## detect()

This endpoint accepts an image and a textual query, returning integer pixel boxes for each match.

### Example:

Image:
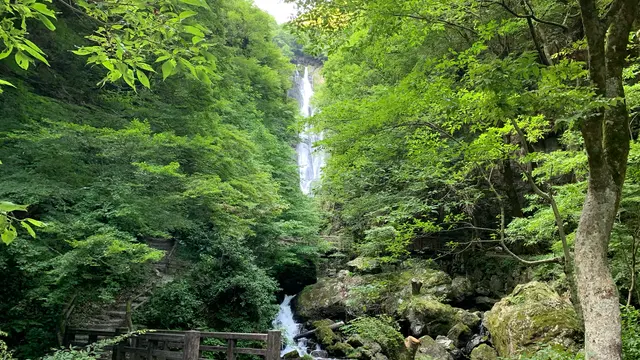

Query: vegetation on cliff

[0,0,319,357]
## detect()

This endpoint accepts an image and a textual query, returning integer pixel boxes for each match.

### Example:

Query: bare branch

[481,0,568,31]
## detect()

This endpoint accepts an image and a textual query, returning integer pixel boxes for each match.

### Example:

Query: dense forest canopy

[0,0,319,357]
[4,0,640,360]
[286,0,640,359]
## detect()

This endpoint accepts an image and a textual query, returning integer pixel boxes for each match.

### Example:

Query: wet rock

[326,342,355,357]
[454,308,481,329]
[400,296,459,337]
[464,334,489,354]
[450,349,465,360]
[374,353,389,360]
[310,350,328,358]
[283,350,301,359]
[415,336,453,360]
[489,275,503,295]
[485,282,582,357]
[450,276,474,303]
[470,344,498,360]
[474,296,498,309]
[435,335,455,351]
[446,323,472,348]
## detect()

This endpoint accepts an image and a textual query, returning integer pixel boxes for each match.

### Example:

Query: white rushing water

[272,295,308,356]
[296,67,325,195]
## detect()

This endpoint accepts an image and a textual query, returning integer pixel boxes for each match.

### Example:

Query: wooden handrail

[64,328,282,360]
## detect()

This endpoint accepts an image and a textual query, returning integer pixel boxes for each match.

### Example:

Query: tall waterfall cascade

[296,67,325,195]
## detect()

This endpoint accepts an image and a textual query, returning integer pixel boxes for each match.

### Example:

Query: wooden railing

[65,328,282,360]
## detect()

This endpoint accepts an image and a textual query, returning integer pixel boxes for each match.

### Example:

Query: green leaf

[161,59,177,80]
[0,202,28,212]
[183,25,205,38]
[26,218,45,227]
[137,63,155,72]
[0,46,14,60]
[14,51,30,70]
[20,221,36,238]
[178,0,209,8]
[1,226,17,245]
[0,80,15,88]
[21,42,49,65]
[36,13,56,30]
[31,3,56,17]
[137,69,150,89]
[179,10,198,20]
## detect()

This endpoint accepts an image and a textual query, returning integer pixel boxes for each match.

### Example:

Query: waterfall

[272,295,308,356]
[295,67,325,195]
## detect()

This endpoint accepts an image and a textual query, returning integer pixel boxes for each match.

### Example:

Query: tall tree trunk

[576,1,638,358]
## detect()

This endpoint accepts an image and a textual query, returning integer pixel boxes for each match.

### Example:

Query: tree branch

[481,0,568,31]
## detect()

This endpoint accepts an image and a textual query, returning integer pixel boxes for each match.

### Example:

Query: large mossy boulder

[415,336,452,360]
[296,260,454,319]
[399,296,480,338]
[485,282,582,357]
[470,344,498,360]
[296,273,363,319]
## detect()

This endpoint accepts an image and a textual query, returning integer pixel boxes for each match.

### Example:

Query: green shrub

[622,306,640,360]
[510,345,584,359]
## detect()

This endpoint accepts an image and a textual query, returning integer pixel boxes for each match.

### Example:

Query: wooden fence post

[266,330,281,360]
[182,331,200,360]
[226,339,236,360]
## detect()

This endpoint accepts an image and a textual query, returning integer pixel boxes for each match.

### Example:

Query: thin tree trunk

[575,1,639,358]
[627,237,637,307]
[575,185,622,359]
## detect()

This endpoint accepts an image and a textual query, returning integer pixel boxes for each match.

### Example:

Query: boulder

[485,282,582,357]
[326,342,355,358]
[312,319,339,346]
[347,256,382,274]
[310,350,328,358]
[470,344,498,360]
[296,261,454,319]
[435,336,455,351]
[446,323,472,348]
[415,336,453,360]
[296,276,361,319]
[400,296,480,338]
[283,350,300,359]
[450,276,474,303]
[400,296,459,337]
[464,334,489,354]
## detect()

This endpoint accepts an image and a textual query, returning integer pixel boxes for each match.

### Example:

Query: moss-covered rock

[327,342,356,358]
[470,344,498,360]
[312,319,339,346]
[485,282,582,357]
[415,336,453,360]
[296,261,453,319]
[347,256,382,274]
[399,295,459,337]
[450,276,474,303]
[446,323,471,348]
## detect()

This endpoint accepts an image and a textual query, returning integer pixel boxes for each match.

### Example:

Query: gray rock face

[415,336,453,360]
[435,335,455,351]
[450,276,474,303]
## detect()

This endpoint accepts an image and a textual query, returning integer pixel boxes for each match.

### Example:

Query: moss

[327,342,356,358]
[485,282,582,357]
[301,355,314,360]
[470,344,498,360]
[313,319,339,346]
[446,323,472,347]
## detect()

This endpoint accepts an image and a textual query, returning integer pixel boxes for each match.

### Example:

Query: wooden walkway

[65,328,281,360]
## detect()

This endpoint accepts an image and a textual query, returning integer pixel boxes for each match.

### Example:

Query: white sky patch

[253,0,297,24]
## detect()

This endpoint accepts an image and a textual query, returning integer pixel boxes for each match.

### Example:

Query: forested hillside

[286,1,640,360]
[0,0,319,357]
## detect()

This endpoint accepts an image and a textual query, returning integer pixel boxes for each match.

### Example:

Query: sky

[253,0,297,24]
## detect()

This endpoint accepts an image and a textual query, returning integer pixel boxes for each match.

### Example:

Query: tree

[574,1,639,358]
